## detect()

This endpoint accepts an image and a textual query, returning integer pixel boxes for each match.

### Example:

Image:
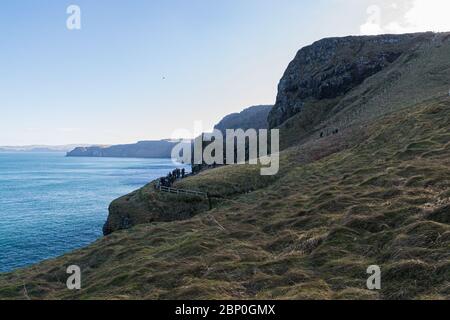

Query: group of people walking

[156,168,186,189]
[320,128,339,138]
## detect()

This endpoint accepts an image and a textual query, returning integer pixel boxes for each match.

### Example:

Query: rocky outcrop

[67,140,182,158]
[268,33,435,128]
[214,105,272,133]
[103,182,209,235]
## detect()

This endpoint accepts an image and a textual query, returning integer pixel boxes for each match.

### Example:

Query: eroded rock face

[268,33,433,128]
[103,184,209,235]
[214,105,272,133]
[67,140,180,159]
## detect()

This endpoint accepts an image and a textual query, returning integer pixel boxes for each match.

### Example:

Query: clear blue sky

[2,0,444,145]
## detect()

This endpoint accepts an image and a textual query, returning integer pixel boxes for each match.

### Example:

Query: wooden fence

[159,186,208,199]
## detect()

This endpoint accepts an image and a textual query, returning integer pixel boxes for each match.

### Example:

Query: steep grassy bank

[106,32,450,234]
[1,97,448,300]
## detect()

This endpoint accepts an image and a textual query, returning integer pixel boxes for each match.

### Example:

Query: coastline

[0,154,185,274]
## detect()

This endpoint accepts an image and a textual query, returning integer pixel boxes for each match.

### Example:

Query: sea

[0,152,188,273]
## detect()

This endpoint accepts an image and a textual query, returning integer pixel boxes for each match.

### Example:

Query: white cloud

[404,0,450,32]
[360,0,450,35]
[360,5,384,35]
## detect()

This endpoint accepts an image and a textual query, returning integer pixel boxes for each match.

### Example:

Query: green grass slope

[1,96,448,300]
[276,32,450,150]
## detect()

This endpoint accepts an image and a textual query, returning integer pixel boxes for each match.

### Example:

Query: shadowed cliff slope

[269,32,450,149]
[214,105,272,133]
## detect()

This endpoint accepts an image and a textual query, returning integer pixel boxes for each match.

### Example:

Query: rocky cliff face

[268,33,435,128]
[214,105,272,133]
[103,183,209,235]
[67,140,181,158]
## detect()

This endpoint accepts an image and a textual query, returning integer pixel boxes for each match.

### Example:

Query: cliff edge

[67,140,179,158]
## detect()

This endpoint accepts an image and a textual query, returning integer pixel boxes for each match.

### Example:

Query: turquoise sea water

[0,152,187,273]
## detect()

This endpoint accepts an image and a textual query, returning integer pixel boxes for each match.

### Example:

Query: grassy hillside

[273,32,450,149]
[1,96,448,300]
